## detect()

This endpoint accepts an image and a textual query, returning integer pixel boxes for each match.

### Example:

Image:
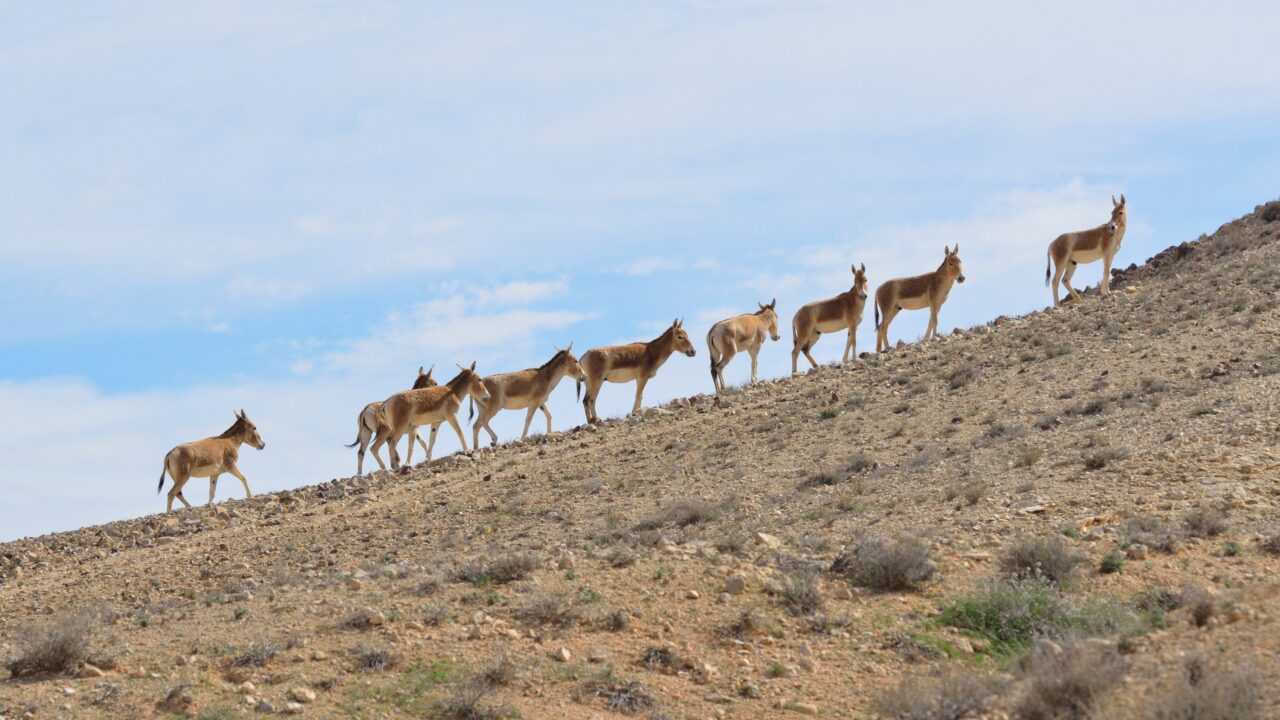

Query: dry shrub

[1129,654,1262,720]
[607,546,637,568]
[515,592,578,628]
[1017,640,1125,720]
[6,611,94,677]
[874,669,1002,720]
[580,668,655,714]
[230,642,279,668]
[1258,528,1280,556]
[779,567,825,617]
[633,499,722,531]
[1000,535,1086,585]
[478,652,518,688]
[1182,506,1228,538]
[1124,515,1182,553]
[831,534,934,592]
[351,643,396,672]
[440,681,507,720]
[1182,586,1215,628]
[486,552,539,583]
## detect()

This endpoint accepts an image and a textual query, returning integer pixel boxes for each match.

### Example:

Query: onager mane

[217,416,249,440]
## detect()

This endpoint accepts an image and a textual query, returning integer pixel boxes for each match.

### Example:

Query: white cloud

[617,256,720,276]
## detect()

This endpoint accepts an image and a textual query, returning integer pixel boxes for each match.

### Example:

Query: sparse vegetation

[1128,655,1261,720]
[351,642,396,672]
[230,642,278,667]
[1000,535,1086,585]
[633,499,722,531]
[1017,640,1126,720]
[515,592,578,628]
[1099,552,1125,574]
[1182,506,1228,538]
[580,667,656,714]
[779,567,825,616]
[830,534,934,592]
[1124,515,1182,553]
[874,669,1001,720]
[5,611,94,677]
[939,580,1136,656]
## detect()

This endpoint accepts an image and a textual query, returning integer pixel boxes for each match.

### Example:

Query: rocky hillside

[4,200,1280,719]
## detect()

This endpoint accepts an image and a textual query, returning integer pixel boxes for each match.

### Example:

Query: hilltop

[3,200,1280,719]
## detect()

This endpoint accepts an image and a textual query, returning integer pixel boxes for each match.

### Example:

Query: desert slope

[3,200,1280,719]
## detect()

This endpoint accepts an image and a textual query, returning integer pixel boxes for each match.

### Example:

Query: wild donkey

[791,264,869,374]
[346,365,435,478]
[1046,195,1127,306]
[708,300,779,392]
[875,246,965,352]
[373,363,491,470]
[581,319,696,424]
[157,410,265,512]
[472,345,586,448]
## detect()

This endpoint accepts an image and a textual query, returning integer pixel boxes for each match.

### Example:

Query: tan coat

[373,364,491,469]
[792,264,869,374]
[708,301,779,392]
[1046,195,1127,305]
[472,347,586,447]
[875,246,965,352]
[347,366,435,477]
[158,410,265,512]
[581,319,696,423]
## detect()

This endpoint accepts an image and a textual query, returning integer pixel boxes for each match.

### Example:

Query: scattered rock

[754,532,782,550]
[685,589,701,600]
[289,687,316,704]
[723,575,747,595]
[1126,544,1149,560]
[551,647,571,662]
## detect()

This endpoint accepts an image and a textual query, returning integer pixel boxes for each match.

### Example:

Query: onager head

[757,299,780,341]
[557,343,588,401]
[455,362,492,404]
[670,319,696,357]
[851,263,869,300]
[227,409,265,450]
[942,245,965,284]
[413,365,437,389]
[1109,194,1127,232]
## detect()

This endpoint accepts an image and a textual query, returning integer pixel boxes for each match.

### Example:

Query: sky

[2,1,1279,541]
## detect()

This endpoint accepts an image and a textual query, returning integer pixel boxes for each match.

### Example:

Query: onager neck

[646,328,677,361]
[217,419,248,445]
[537,352,570,382]
[934,261,957,292]
[445,372,472,398]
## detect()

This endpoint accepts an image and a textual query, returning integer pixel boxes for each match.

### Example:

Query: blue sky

[2,1,1279,541]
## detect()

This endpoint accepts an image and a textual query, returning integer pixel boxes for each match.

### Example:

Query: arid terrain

[4,201,1280,719]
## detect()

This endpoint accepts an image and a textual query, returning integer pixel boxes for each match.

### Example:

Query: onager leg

[925,305,939,341]
[208,473,219,505]
[446,413,469,453]
[1062,262,1081,303]
[708,339,724,392]
[715,342,738,392]
[228,464,252,498]
[878,305,901,352]
[166,473,191,512]
[583,377,605,424]
[1051,260,1066,306]
[632,375,650,415]
[748,344,761,384]
[413,430,431,459]
[424,424,440,463]
[798,331,820,370]
[473,402,499,448]
[404,424,420,466]
[1101,253,1114,296]
[521,405,538,440]
[842,328,855,365]
[540,403,553,434]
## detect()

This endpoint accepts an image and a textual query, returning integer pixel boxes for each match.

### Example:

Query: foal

[581,319,696,424]
[1046,195,1127,306]
[791,264,869,374]
[708,300,779,392]
[875,246,965,352]
[346,365,435,477]
[472,345,586,448]
[373,363,491,470]
[157,410,266,512]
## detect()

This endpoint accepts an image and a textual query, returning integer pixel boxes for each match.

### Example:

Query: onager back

[791,264,869,374]
[157,410,265,512]
[875,246,965,352]
[346,365,436,477]
[707,300,779,392]
[581,319,696,424]
[473,345,587,447]
[1046,195,1127,306]
[373,362,491,470]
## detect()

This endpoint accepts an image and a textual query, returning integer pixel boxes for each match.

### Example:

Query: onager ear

[566,341,573,352]
[418,366,424,374]
[953,244,959,254]
[769,298,776,309]
[1120,193,1126,206]
[470,361,477,371]
[859,263,866,273]
[1112,194,1119,207]
[426,364,434,376]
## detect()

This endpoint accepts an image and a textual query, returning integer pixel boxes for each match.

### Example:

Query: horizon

[3,2,1280,542]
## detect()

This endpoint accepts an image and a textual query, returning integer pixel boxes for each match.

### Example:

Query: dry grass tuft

[1001,535,1087,585]
[514,592,578,628]
[874,669,1001,720]
[1017,640,1125,720]
[351,643,396,672]
[633,499,723,531]
[1182,506,1228,538]
[5,611,94,677]
[1125,654,1262,720]
[830,534,934,592]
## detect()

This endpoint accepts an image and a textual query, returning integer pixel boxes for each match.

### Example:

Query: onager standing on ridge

[708,300,779,392]
[791,264,869,374]
[157,410,265,512]
[875,246,966,352]
[472,345,586,448]
[581,319,696,424]
[1046,195,1127,306]
[373,363,491,470]
[346,365,435,478]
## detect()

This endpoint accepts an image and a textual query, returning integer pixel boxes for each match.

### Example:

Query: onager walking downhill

[875,246,966,352]
[346,365,436,478]
[791,264,870,374]
[157,410,265,512]
[373,363,491,470]
[1046,195,1127,306]
[581,319,696,424]
[472,345,587,448]
[708,300,780,392]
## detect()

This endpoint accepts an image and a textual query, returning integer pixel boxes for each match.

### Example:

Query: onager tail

[874,302,880,330]
[157,464,167,494]
[1045,249,1052,286]
[344,436,360,449]
[575,380,582,402]
[469,398,475,421]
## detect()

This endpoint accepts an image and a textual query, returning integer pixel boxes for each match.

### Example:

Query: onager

[581,319,696,424]
[346,365,436,478]
[1046,195,1127,306]
[157,410,265,512]
[791,264,869,374]
[472,345,586,447]
[707,300,780,392]
[373,362,491,470]
[875,246,966,352]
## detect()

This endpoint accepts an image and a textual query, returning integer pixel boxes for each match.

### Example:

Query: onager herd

[159,199,1131,508]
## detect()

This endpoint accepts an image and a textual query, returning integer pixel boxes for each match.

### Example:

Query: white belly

[897,295,930,311]
[191,465,220,478]
[605,367,641,383]
[1069,247,1105,264]
[814,318,849,333]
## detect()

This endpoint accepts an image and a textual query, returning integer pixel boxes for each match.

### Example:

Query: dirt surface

[4,200,1280,719]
